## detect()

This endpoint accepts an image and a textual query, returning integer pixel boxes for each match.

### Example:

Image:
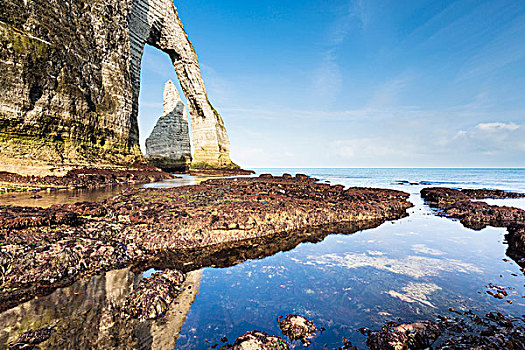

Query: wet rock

[0,206,79,229]
[461,188,525,199]
[278,314,316,344]
[366,321,440,350]
[507,222,525,266]
[122,270,185,321]
[435,309,525,349]
[221,331,288,350]
[0,166,172,191]
[420,187,525,228]
[9,326,54,349]
[54,202,107,217]
[485,283,511,300]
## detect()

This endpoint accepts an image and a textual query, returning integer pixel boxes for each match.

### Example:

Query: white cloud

[299,252,483,279]
[475,122,519,132]
[441,121,525,157]
[386,282,442,308]
[331,138,412,159]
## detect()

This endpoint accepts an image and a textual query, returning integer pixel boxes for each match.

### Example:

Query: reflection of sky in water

[176,193,525,349]
[473,198,525,211]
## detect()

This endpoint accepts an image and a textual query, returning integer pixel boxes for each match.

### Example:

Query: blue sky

[138,0,525,168]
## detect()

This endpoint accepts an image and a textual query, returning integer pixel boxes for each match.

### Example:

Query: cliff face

[0,0,232,175]
[145,80,191,171]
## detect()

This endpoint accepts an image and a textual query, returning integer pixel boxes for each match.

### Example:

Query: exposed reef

[0,175,412,312]
[188,167,256,177]
[145,81,191,172]
[362,310,525,350]
[225,310,525,349]
[364,321,440,350]
[461,188,525,199]
[421,187,525,268]
[0,165,172,193]
[0,0,232,175]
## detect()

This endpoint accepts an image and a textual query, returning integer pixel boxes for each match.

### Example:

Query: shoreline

[0,166,174,194]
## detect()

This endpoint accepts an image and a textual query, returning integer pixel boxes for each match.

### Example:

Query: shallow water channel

[0,169,524,349]
[0,175,201,208]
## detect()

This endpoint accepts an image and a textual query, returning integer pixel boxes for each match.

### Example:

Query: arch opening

[137,44,193,172]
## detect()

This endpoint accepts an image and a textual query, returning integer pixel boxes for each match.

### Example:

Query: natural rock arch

[0,0,233,175]
[129,0,232,168]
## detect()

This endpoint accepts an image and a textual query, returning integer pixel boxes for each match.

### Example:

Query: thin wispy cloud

[314,0,370,103]
[456,14,525,82]
[367,74,414,108]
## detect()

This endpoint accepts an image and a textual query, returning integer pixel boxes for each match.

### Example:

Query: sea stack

[145,81,191,172]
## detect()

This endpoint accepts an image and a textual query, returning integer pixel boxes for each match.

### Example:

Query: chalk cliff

[0,0,232,175]
[145,80,191,172]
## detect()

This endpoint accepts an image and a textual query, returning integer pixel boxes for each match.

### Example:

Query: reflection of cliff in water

[145,220,385,273]
[0,268,202,349]
[0,219,387,348]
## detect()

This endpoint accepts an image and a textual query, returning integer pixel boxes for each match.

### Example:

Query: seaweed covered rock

[122,269,185,321]
[0,166,172,192]
[278,314,316,344]
[421,187,525,229]
[9,326,54,349]
[365,321,440,350]
[1,175,412,311]
[221,331,288,350]
[0,205,79,229]
[461,188,525,199]
[436,310,525,349]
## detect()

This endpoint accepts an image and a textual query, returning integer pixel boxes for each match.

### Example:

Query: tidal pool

[174,194,525,349]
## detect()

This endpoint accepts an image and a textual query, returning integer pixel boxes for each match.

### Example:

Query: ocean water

[174,168,525,349]
[1,168,524,349]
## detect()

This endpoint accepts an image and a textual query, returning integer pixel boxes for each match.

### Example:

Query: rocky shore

[421,187,525,268]
[360,309,525,350]
[0,165,172,193]
[188,167,256,177]
[0,174,412,312]
[215,307,525,349]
